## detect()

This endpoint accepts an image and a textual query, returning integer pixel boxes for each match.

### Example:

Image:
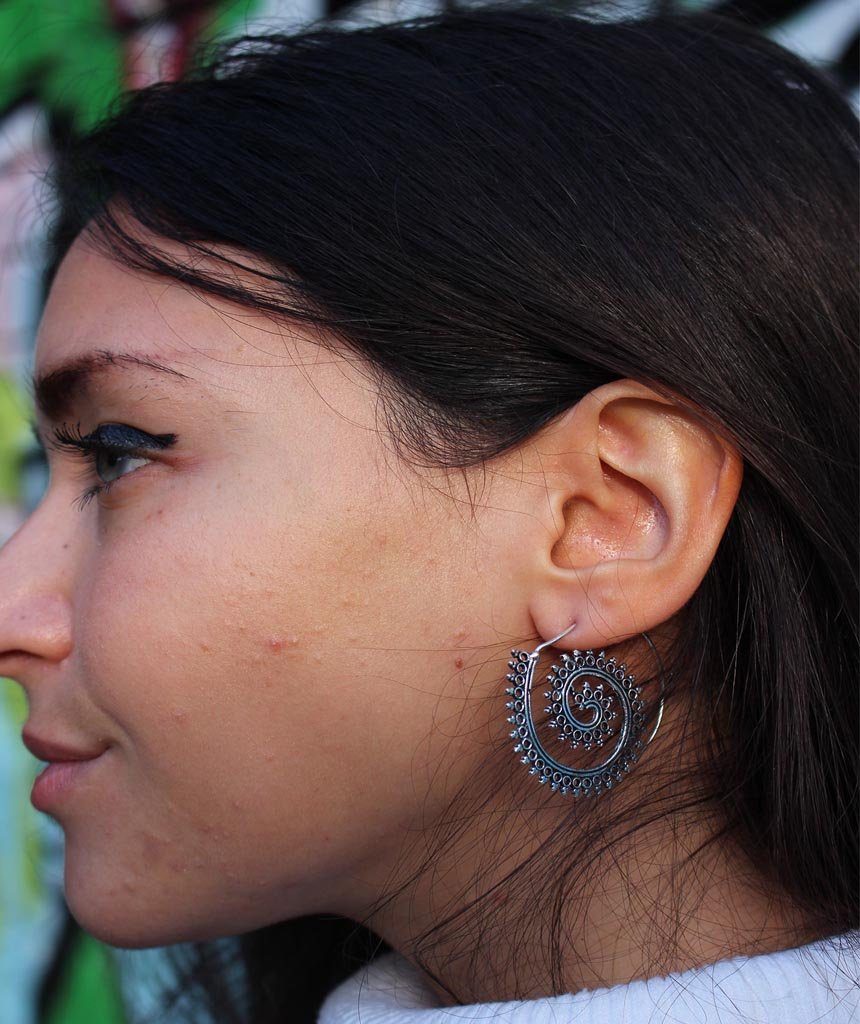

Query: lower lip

[30,754,105,811]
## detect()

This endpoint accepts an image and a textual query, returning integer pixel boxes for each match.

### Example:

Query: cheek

[79,497,365,812]
[64,480,465,943]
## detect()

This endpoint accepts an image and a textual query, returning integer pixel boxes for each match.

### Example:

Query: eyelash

[47,422,173,511]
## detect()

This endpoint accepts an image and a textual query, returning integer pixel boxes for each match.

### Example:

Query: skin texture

[1,231,812,1001]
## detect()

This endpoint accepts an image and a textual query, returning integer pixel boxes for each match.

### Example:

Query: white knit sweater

[319,930,860,1023]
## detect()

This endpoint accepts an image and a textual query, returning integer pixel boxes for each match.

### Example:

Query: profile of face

[0,231,742,950]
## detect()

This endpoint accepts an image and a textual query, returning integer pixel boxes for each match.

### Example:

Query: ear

[517,379,743,651]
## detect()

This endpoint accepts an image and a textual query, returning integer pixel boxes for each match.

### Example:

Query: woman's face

[0,235,536,947]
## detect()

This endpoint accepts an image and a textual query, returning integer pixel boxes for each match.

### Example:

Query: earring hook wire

[529,619,666,745]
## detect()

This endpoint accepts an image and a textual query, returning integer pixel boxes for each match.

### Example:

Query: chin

[68,907,235,950]
[67,905,184,949]
[63,882,231,950]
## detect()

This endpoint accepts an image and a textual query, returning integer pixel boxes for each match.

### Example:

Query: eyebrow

[30,349,194,423]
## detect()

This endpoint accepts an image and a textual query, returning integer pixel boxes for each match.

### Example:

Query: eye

[45,421,177,510]
[93,445,151,486]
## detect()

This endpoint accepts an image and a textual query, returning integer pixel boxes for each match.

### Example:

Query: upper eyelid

[40,422,178,455]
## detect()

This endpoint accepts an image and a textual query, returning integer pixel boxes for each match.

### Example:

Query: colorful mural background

[0,0,856,1021]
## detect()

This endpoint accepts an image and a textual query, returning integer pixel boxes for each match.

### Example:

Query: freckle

[140,831,167,864]
[454,657,464,669]
[200,642,212,653]
[62,543,69,550]
[157,509,164,516]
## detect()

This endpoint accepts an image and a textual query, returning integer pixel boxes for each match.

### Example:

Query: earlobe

[525,380,743,651]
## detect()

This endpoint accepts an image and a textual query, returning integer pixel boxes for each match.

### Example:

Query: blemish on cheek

[140,830,169,865]
[264,636,299,653]
[454,657,464,669]
[172,709,190,726]
[200,642,212,653]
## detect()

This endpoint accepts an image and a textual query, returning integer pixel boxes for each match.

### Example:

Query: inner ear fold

[550,463,668,571]
[525,381,743,652]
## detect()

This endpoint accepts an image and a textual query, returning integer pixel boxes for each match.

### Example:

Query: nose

[0,498,74,680]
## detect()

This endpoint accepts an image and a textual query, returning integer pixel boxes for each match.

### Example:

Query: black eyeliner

[49,422,178,454]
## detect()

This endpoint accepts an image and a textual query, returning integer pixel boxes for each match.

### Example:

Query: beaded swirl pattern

[506,648,646,796]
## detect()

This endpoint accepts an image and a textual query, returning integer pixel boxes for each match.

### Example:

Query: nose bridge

[0,495,75,665]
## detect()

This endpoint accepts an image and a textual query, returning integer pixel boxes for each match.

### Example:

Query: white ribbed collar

[319,930,860,1024]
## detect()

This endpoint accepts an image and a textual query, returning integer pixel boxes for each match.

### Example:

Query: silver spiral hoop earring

[506,622,665,797]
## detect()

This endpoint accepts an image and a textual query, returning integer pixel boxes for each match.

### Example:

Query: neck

[359,697,822,1005]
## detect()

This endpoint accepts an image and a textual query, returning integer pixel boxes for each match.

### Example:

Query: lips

[21,729,107,763]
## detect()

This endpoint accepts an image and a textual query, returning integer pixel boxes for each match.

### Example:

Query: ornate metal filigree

[506,647,652,797]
